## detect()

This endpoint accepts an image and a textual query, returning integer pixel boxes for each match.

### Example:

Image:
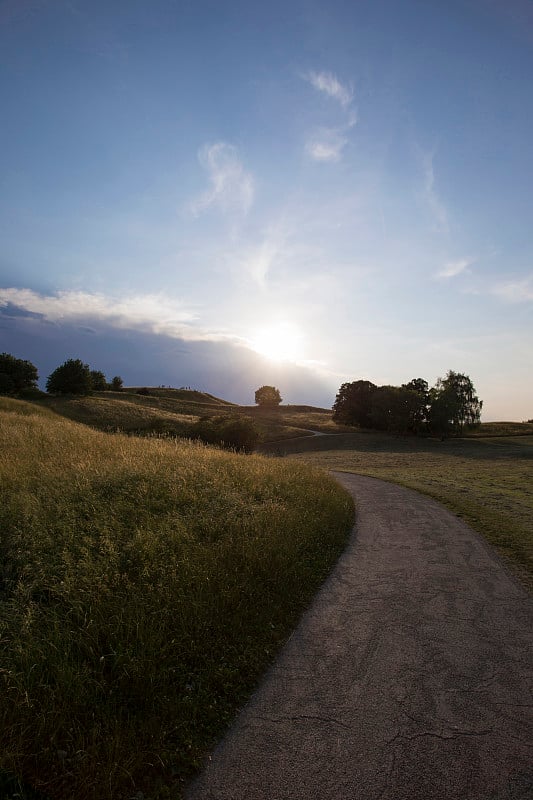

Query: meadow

[264,429,533,590]
[0,398,353,799]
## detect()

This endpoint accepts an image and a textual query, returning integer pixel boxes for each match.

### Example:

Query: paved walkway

[187,473,533,800]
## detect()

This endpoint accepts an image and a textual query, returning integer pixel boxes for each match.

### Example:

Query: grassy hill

[34,389,340,444]
[0,397,353,800]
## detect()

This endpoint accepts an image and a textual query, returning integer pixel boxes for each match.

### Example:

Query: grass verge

[269,429,533,590]
[0,398,354,799]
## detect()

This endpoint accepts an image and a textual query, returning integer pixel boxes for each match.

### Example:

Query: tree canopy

[46,359,93,395]
[254,385,282,406]
[333,371,482,437]
[0,353,38,394]
[90,370,108,391]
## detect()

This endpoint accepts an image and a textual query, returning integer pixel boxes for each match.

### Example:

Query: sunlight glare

[250,322,304,363]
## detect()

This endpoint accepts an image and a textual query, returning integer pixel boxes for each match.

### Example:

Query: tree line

[0,353,123,396]
[333,371,483,438]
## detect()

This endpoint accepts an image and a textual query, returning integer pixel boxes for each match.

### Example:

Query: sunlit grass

[0,398,353,799]
[279,430,533,589]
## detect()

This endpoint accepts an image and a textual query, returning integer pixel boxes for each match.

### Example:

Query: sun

[250,322,304,363]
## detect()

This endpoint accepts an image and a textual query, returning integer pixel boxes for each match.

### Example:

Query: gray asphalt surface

[186,473,533,800]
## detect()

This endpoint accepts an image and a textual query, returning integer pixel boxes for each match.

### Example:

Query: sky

[1,0,532,420]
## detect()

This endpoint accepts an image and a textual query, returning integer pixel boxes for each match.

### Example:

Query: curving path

[186,473,533,800]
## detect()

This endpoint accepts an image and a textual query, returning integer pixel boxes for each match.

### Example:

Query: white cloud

[305,70,353,108]
[490,275,533,302]
[436,257,474,279]
[0,287,246,344]
[306,128,347,162]
[191,142,254,217]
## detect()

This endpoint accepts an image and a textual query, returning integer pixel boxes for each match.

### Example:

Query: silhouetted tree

[430,371,482,436]
[401,378,430,433]
[255,385,282,406]
[332,380,377,427]
[90,370,107,391]
[110,376,123,391]
[370,385,422,434]
[0,353,38,394]
[46,359,93,395]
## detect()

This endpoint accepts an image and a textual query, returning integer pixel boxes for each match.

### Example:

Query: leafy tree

[110,375,123,391]
[46,359,93,395]
[90,370,107,391]
[255,385,282,406]
[401,378,430,433]
[429,371,482,437]
[370,385,423,434]
[332,380,377,427]
[0,353,38,394]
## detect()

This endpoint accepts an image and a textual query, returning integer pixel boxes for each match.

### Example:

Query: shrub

[192,415,260,453]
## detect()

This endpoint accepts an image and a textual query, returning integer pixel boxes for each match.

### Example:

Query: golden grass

[0,398,353,799]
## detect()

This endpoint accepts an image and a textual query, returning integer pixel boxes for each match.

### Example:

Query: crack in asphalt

[187,474,533,800]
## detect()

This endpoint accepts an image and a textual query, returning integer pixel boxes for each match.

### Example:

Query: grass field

[0,398,353,800]
[264,429,533,590]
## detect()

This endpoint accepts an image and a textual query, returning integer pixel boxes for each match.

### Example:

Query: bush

[192,415,260,453]
[136,387,150,396]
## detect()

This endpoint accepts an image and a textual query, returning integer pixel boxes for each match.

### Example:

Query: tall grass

[0,399,353,799]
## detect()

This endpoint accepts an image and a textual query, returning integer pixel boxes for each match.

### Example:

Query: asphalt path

[186,473,533,800]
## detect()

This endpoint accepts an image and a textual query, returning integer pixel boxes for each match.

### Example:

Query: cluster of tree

[0,354,124,397]
[46,360,124,394]
[333,371,482,438]
[255,385,282,406]
[0,353,39,396]
[191,415,259,453]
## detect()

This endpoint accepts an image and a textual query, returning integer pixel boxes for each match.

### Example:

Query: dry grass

[0,398,353,799]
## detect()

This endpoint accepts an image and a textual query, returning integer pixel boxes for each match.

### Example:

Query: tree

[46,359,93,395]
[369,385,423,434]
[401,378,430,433]
[0,353,38,394]
[429,371,482,436]
[90,370,107,391]
[110,375,123,391]
[332,380,377,427]
[255,385,282,406]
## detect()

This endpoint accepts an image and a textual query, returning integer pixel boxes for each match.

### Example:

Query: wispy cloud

[303,70,356,163]
[305,70,353,108]
[490,274,533,302]
[436,257,474,279]
[191,142,254,217]
[419,149,449,233]
[0,287,246,344]
[306,128,348,162]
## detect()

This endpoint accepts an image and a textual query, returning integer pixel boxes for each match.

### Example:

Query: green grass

[268,429,533,590]
[0,398,354,799]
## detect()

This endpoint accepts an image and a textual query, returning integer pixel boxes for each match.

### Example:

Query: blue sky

[1,0,532,419]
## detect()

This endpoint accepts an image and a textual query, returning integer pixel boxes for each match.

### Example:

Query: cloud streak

[420,149,449,233]
[191,142,254,217]
[305,70,353,108]
[436,257,474,279]
[305,128,348,162]
[303,70,356,163]
[490,274,533,302]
